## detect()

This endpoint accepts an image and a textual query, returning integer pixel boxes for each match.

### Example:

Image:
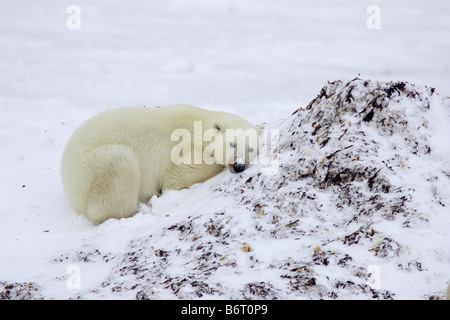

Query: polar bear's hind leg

[84,145,141,224]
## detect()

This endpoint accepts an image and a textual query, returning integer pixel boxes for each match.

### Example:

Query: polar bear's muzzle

[227,153,246,173]
[226,162,246,173]
[232,163,245,173]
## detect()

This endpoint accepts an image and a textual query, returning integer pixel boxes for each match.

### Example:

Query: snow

[0,1,449,300]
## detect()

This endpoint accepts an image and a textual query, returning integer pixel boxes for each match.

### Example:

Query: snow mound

[4,78,448,300]
[0,281,43,300]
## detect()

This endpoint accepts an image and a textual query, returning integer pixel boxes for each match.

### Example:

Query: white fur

[61,105,263,224]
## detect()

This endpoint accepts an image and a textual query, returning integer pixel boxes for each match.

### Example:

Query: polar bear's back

[62,104,250,160]
[63,105,209,156]
[66,107,176,150]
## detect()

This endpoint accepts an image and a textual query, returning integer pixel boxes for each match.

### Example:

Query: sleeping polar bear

[61,105,264,224]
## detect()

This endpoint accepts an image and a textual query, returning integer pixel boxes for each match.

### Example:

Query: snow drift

[1,78,449,299]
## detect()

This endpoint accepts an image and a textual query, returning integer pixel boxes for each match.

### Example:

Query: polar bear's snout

[226,161,246,173]
[232,163,245,173]
[226,151,247,173]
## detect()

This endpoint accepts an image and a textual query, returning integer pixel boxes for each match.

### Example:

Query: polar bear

[61,104,264,224]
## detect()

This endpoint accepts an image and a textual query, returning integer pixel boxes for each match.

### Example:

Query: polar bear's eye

[229,142,236,148]
[248,147,254,153]
[214,124,221,132]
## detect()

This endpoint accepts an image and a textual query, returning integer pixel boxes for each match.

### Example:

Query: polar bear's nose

[233,163,245,173]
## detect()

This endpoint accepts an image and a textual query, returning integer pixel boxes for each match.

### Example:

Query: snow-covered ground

[0,1,449,299]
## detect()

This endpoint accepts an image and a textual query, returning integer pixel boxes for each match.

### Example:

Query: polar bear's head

[209,121,265,173]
